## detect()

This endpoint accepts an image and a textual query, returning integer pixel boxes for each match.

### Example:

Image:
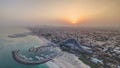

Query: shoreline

[36,36,91,68]
[46,52,90,68]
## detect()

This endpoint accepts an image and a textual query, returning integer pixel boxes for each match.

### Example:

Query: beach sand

[46,52,90,68]
[39,37,90,68]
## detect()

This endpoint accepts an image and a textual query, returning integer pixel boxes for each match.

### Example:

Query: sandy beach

[46,52,90,68]
[39,37,90,68]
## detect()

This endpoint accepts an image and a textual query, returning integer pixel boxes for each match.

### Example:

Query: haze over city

[1,1,120,68]
[0,0,120,28]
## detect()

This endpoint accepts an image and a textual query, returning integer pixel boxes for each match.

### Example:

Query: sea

[0,27,49,68]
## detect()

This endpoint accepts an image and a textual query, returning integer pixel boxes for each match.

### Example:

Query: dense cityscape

[28,27,120,68]
[1,0,120,68]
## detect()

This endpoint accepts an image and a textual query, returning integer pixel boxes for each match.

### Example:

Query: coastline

[46,52,90,68]
[37,36,91,68]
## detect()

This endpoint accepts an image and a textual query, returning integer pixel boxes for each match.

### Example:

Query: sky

[0,0,120,28]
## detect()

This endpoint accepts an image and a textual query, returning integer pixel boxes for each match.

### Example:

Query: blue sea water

[0,27,49,68]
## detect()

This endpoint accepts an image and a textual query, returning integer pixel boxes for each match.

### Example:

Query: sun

[68,15,80,24]
[62,11,81,25]
[71,18,77,24]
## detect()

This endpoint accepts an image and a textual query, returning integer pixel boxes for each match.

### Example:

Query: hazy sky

[0,0,120,27]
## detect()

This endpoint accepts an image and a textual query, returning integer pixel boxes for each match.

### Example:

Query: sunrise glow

[64,15,80,24]
[70,17,79,24]
[1,0,120,27]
